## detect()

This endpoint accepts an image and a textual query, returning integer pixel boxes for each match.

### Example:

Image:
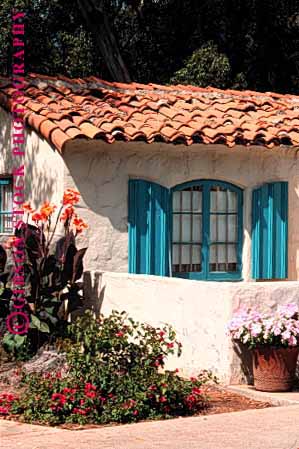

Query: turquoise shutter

[252,182,288,279]
[128,179,170,276]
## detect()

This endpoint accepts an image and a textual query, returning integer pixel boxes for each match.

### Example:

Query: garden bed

[0,383,272,430]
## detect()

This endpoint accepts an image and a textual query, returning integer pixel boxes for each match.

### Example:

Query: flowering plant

[3,311,216,425]
[1,189,88,358]
[227,303,299,349]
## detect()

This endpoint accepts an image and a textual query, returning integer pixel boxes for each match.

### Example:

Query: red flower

[133,410,139,416]
[31,212,44,222]
[22,202,35,214]
[73,217,88,234]
[115,331,124,337]
[85,391,97,399]
[159,331,165,337]
[60,206,74,222]
[51,393,66,405]
[40,201,56,220]
[62,387,73,394]
[166,342,174,349]
[159,396,167,403]
[62,188,80,206]
[85,383,97,391]
[192,387,202,396]
[0,406,9,415]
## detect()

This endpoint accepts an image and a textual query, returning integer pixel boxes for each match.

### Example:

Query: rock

[22,349,68,375]
[0,349,68,387]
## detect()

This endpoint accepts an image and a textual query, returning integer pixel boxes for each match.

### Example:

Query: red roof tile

[1,73,299,152]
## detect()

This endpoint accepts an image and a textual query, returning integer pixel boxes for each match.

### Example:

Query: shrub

[6,311,216,425]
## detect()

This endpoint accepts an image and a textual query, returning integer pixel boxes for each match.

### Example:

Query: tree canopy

[1,0,299,93]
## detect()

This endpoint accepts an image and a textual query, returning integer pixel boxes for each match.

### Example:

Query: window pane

[192,190,202,212]
[228,191,237,212]
[172,244,201,273]
[209,244,237,272]
[182,215,191,241]
[172,214,180,241]
[228,215,237,241]
[210,187,227,212]
[192,214,202,242]
[227,244,237,263]
[172,191,181,212]
[211,214,227,242]
[0,182,13,233]
[182,191,191,211]
[172,244,179,265]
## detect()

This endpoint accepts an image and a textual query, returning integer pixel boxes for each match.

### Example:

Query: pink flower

[133,410,139,416]
[288,336,297,346]
[115,331,124,337]
[282,330,291,341]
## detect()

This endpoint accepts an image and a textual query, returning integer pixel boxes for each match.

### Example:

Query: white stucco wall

[63,140,299,280]
[83,270,299,383]
[0,107,66,239]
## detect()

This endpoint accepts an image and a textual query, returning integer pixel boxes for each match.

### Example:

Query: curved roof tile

[0,73,299,152]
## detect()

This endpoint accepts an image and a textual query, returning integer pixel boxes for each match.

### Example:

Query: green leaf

[30,314,41,329]
[39,321,50,333]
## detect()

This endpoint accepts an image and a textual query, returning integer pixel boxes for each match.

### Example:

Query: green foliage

[0,0,104,78]
[8,311,217,425]
[1,0,298,92]
[171,42,231,88]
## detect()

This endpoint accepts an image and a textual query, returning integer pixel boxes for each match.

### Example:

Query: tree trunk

[77,0,131,82]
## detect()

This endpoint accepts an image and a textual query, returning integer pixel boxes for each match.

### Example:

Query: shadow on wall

[25,131,56,206]
[62,144,129,234]
[232,341,254,385]
[81,271,105,317]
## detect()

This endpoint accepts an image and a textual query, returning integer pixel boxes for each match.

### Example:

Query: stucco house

[1,73,299,382]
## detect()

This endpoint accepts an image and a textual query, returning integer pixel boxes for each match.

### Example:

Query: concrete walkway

[1,405,299,449]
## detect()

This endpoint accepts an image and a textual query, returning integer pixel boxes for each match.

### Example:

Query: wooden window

[171,180,243,281]
[0,178,13,234]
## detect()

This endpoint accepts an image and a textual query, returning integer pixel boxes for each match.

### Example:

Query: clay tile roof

[1,73,299,152]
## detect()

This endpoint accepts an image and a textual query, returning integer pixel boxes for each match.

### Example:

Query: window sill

[173,272,243,282]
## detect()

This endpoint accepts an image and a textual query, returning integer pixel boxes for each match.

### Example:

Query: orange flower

[73,217,88,234]
[31,212,44,222]
[60,206,75,222]
[62,188,80,206]
[40,202,56,220]
[22,202,35,214]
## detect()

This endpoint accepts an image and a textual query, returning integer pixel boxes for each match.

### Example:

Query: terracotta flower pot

[252,346,299,392]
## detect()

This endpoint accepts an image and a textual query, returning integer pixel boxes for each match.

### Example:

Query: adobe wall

[83,271,299,384]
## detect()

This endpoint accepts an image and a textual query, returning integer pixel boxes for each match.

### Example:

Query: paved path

[1,405,299,449]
